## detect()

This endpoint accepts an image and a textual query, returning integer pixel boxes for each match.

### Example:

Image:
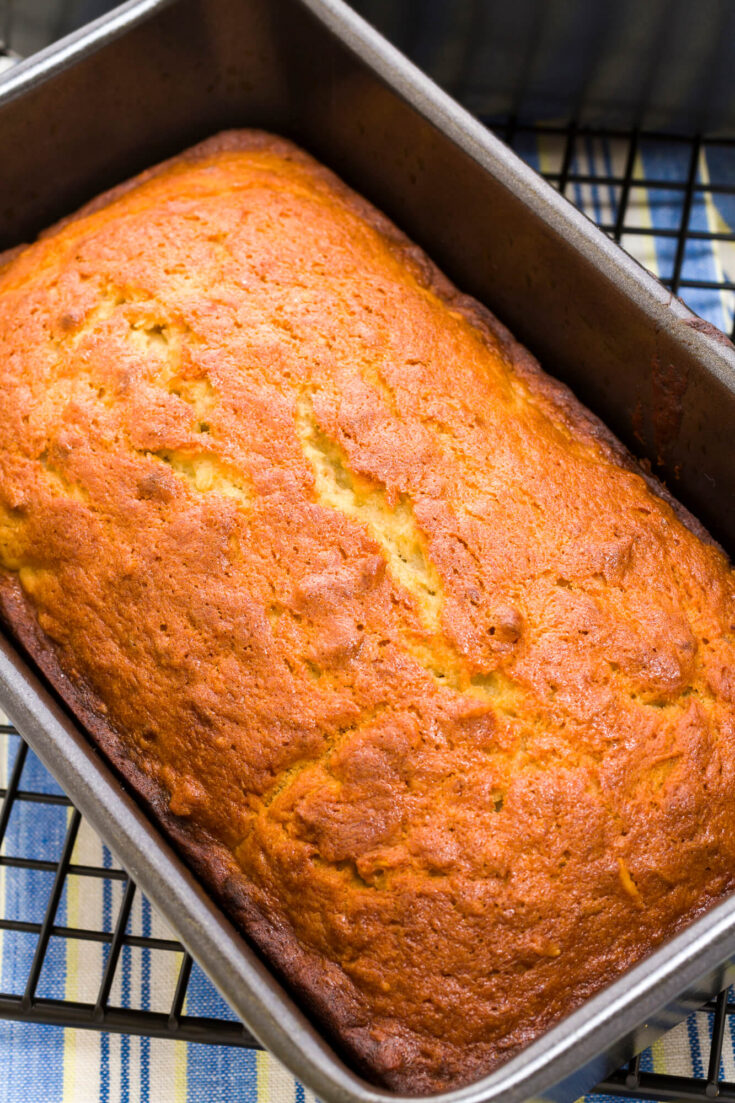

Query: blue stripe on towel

[0,745,66,1103]
[120,940,131,1103]
[99,845,113,1103]
[584,135,603,226]
[601,137,618,227]
[186,961,257,1103]
[640,140,726,330]
[141,895,151,1103]
[686,1011,704,1078]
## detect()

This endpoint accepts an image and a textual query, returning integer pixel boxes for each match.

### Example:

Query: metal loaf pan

[0,1,734,1101]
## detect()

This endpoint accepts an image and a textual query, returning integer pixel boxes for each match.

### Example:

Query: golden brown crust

[0,130,734,1093]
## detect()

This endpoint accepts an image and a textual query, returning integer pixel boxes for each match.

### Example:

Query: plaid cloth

[0,133,734,1103]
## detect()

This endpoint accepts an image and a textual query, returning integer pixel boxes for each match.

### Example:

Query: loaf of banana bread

[0,131,733,1094]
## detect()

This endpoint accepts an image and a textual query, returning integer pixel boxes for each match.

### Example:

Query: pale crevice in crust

[296,392,519,709]
[142,450,251,503]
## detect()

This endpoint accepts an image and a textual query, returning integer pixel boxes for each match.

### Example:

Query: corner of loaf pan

[0,2,734,1102]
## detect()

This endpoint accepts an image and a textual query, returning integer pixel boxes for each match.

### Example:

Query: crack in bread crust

[296,393,519,707]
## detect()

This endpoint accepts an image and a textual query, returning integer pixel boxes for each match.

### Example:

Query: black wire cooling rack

[598,993,735,1103]
[493,118,735,342]
[1,4,735,1101]
[0,722,257,1049]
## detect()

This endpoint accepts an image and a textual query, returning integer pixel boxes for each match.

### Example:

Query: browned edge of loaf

[0,572,385,1083]
[0,129,729,1095]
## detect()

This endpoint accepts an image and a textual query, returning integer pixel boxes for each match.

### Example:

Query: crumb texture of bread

[0,130,734,1094]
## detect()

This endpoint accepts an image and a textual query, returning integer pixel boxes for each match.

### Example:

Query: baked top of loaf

[0,130,734,1094]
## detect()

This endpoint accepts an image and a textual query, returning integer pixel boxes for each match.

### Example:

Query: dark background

[6,0,735,133]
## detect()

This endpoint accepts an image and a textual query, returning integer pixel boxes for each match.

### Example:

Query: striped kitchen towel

[1,132,734,1103]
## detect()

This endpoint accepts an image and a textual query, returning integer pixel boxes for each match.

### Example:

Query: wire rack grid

[0,721,257,1050]
[1,3,735,1102]
[494,118,735,341]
